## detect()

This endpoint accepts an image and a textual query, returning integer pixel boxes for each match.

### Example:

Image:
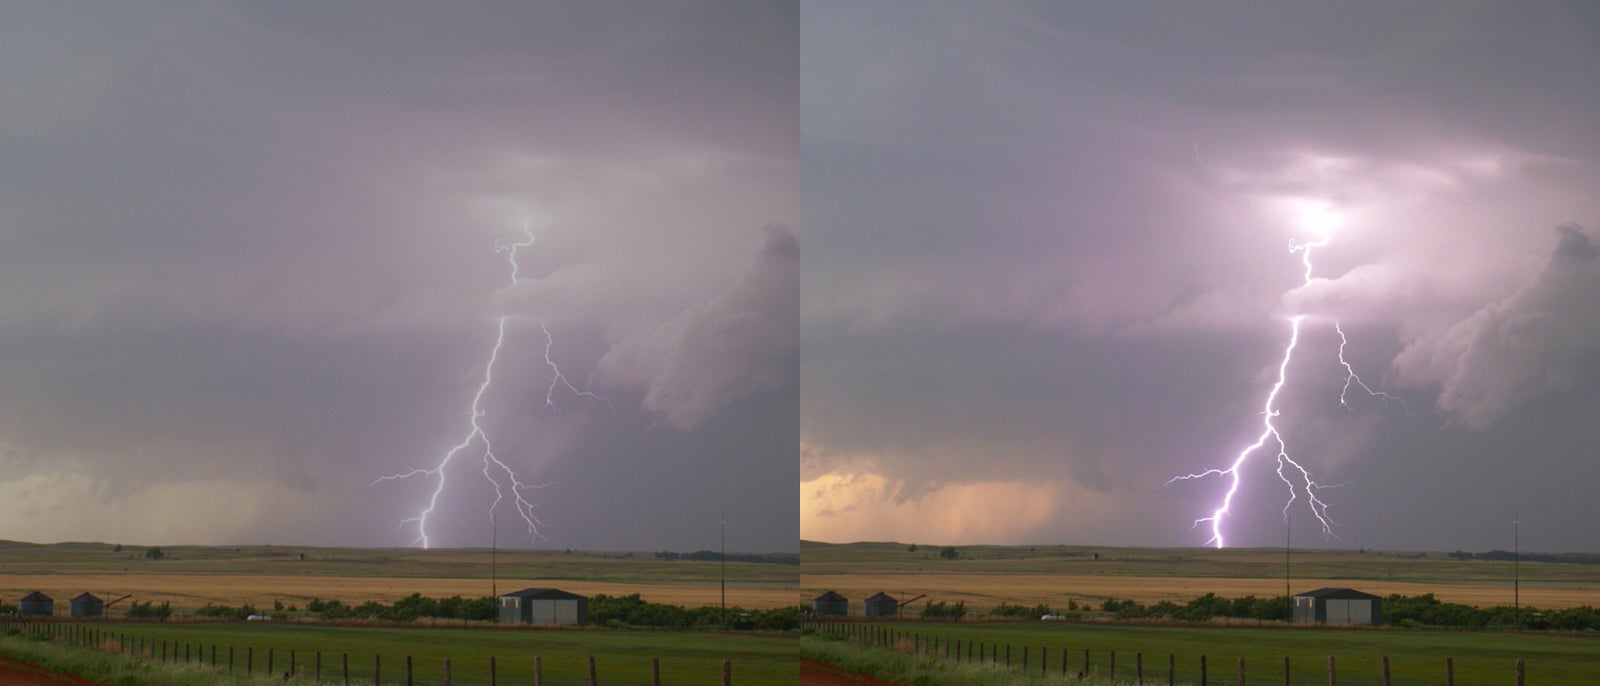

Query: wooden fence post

[406,655,413,686]
[1042,647,1048,676]
[588,656,597,686]
[248,646,254,676]
[443,657,451,686]
[342,653,349,686]
[374,653,381,686]
[1283,656,1290,686]
[722,659,732,686]
[1237,657,1244,686]
[1111,650,1117,681]
[534,655,542,686]
[291,650,297,678]
[1084,649,1090,677]
[1381,655,1390,686]
[1327,655,1335,686]
[1516,659,1524,686]
[1023,645,1028,671]
[1006,644,1011,668]
[652,657,661,686]
[1445,657,1453,686]
[317,651,322,682]
[229,646,234,673]
[1061,647,1068,675]
[1201,654,1208,686]
[1169,653,1176,686]
[489,655,496,686]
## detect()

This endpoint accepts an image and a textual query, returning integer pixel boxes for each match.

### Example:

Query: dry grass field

[802,541,1600,611]
[0,540,798,612]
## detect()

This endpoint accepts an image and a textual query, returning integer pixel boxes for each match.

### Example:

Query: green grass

[5,620,796,685]
[804,635,1132,686]
[810,620,1600,685]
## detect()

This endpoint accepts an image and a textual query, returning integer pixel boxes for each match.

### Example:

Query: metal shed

[812,591,848,617]
[864,592,898,617]
[18,591,53,617]
[497,588,587,626]
[70,593,104,618]
[1293,587,1382,625]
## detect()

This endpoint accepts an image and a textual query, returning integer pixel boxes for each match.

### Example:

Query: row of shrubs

[187,592,802,631]
[913,592,1600,630]
[588,594,802,630]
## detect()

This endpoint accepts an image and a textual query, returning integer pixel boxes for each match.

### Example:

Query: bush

[125,601,171,620]
[921,601,966,620]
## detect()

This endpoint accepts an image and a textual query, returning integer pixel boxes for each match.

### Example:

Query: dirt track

[0,655,111,686]
[800,659,909,685]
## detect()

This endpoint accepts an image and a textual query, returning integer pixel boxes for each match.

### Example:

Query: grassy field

[802,541,1600,611]
[806,620,1600,685]
[6,619,797,685]
[0,540,797,611]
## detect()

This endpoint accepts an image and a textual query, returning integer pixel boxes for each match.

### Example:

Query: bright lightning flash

[373,223,605,548]
[1170,199,1397,547]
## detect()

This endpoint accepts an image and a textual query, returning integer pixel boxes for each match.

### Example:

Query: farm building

[864,592,898,617]
[18,591,53,617]
[1293,587,1382,625]
[812,591,848,616]
[70,593,104,618]
[497,588,587,626]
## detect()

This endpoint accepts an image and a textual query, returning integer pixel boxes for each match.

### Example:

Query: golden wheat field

[0,573,793,611]
[801,541,1600,611]
[0,541,798,612]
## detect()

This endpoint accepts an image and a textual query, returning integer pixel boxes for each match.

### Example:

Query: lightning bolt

[541,322,614,412]
[374,223,603,548]
[1170,211,1398,548]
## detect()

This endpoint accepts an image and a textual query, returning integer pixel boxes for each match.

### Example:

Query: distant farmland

[0,541,798,613]
[800,541,1600,612]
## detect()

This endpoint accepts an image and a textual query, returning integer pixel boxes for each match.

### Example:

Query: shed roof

[813,591,847,602]
[72,593,102,602]
[20,591,52,602]
[865,592,897,603]
[498,588,586,601]
[1293,587,1380,600]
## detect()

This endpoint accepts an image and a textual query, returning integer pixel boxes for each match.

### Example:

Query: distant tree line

[1449,550,1600,566]
[652,550,799,565]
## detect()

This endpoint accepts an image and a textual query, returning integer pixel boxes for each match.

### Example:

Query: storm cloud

[801,1,1600,551]
[0,2,798,551]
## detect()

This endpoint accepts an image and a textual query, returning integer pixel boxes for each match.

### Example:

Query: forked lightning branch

[1169,202,1400,548]
[373,226,607,548]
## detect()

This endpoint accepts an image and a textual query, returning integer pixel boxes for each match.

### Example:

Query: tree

[939,546,959,560]
[144,547,165,560]
[907,543,918,552]
[113,543,123,553]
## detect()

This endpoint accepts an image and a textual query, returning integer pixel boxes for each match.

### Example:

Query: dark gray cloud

[0,2,797,552]
[802,1,1600,551]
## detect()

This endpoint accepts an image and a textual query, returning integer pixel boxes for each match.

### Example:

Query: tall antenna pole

[1285,512,1291,620]
[491,512,498,600]
[720,511,727,628]
[1514,511,1520,628]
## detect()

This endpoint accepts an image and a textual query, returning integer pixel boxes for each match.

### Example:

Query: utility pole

[1285,513,1292,619]
[1514,512,1520,628]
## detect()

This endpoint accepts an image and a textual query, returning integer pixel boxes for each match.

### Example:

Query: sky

[0,2,798,552]
[801,2,1600,552]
